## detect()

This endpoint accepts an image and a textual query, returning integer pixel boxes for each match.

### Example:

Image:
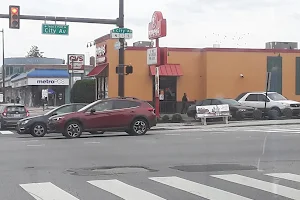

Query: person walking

[181,93,188,114]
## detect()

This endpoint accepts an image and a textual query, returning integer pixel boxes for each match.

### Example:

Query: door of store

[153,76,177,113]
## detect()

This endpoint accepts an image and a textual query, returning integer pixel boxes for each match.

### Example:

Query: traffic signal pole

[118,0,125,97]
[0,1,126,98]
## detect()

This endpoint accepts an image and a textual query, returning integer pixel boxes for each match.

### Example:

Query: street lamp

[0,29,5,102]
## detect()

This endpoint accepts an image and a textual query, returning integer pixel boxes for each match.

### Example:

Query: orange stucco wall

[95,37,300,102]
[205,51,300,101]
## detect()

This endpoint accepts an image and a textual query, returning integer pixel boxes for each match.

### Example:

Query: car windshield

[44,106,63,115]
[220,99,241,106]
[267,93,287,101]
[78,100,101,112]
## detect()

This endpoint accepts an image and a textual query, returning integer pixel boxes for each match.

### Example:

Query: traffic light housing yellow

[9,5,20,29]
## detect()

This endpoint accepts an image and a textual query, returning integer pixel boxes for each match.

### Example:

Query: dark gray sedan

[16,103,87,137]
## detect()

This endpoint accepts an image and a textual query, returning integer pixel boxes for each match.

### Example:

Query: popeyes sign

[148,11,167,40]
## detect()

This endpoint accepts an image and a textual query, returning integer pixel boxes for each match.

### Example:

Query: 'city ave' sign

[42,24,69,35]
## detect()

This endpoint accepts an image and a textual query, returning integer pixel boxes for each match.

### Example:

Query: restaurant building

[88,11,300,113]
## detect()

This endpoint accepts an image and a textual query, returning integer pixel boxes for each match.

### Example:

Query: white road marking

[165,133,181,136]
[88,179,166,200]
[0,131,14,134]
[15,140,39,143]
[212,174,300,200]
[84,141,101,144]
[150,176,252,200]
[27,144,45,147]
[266,173,300,183]
[20,182,80,200]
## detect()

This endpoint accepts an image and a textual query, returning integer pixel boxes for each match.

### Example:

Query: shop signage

[27,78,69,86]
[147,47,160,65]
[68,54,85,74]
[96,44,107,64]
[148,11,167,40]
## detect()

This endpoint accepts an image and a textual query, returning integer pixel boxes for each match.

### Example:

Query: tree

[26,45,44,57]
[70,79,95,103]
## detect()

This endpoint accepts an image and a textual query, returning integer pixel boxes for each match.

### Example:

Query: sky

[0,0,300,64]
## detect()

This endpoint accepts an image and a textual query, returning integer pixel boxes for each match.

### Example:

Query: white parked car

[236,92,300,118]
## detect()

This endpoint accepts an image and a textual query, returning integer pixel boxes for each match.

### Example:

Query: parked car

[187,98,257,120]
[0,104,29,129]
[236,92,300,119]
[48,97,157,139]
[16,103,87,137]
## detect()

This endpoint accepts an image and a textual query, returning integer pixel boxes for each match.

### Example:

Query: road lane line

[212,174,300,200]
[266,173,300,183]
[27,144,45,147]
[20,182,80,200]
[84,141,101,144]
[149,176,252,200]
[0,131,14,134]
[165,133,181,136]
[88,179,166,200]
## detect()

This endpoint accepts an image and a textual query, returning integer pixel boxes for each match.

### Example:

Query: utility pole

[0,29,5,103]
[118,0,125,97]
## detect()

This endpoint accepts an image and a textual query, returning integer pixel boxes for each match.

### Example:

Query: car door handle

[130,111,135,113]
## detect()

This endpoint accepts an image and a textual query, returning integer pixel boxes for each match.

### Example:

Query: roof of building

[4,57,65,65]
[11,68,69,82]
[27,69,69,78]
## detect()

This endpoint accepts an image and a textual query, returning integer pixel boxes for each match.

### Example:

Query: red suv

[48,97,157,139]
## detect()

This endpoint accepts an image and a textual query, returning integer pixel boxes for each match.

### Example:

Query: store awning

[149,64,183,76]
[87,64,108,77]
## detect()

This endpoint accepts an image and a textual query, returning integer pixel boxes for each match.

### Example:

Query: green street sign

[42,24,69,35]
[110,28,133,39]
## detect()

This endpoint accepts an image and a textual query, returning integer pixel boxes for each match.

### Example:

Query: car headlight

[238,109,246,112]
[21,120,29,125]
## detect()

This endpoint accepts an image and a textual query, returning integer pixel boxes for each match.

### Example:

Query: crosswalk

[201,125,300,133]
[17,172,300,200]
[0,130,15,135]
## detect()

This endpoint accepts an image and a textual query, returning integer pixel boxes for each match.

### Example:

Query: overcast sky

[0,0,299,64]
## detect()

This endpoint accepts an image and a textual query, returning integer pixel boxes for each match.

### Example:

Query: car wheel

[30,123,47,137]
[253,109,263,120]
[128,118,148,136]
[89,131,104,134]
[63,121,82,139]
[268,109,279,120]
[235,111,244,121]
[282,108,293,119]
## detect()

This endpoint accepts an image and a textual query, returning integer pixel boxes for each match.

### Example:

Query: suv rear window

[6,106,26,113]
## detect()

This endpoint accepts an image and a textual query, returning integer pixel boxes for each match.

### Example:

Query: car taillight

[25,108,29,117]
[2,108,7,116]
[148,108,155,112]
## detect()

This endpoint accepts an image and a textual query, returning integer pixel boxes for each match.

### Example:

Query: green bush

[171,113,183,123]
[70,79,95,103]
[161,115,170,122]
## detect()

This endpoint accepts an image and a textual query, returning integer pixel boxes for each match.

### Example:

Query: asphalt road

[1,125,300,200]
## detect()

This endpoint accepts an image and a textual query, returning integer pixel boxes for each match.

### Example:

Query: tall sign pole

[147,11,167,118]
[118,0,125,97]
[1,29,5,102]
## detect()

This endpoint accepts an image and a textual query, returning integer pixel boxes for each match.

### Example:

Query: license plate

[14,114,21,117]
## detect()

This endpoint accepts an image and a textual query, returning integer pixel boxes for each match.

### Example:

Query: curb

[151,122,300,131]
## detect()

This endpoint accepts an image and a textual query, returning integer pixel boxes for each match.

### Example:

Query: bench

[196,104,230,126]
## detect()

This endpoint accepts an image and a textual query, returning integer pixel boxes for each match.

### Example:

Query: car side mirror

[90,108,96,114]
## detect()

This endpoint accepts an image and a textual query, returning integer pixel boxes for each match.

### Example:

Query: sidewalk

[152,119,300,130]
[27,107,58,115]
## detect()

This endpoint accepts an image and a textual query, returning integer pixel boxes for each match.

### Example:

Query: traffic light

[125,65,133,75]
[9,5,20,29]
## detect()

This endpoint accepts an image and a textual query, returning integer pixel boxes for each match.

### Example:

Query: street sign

[110,28,133,39]
[114,41,121,50]
[42,24,69,35]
